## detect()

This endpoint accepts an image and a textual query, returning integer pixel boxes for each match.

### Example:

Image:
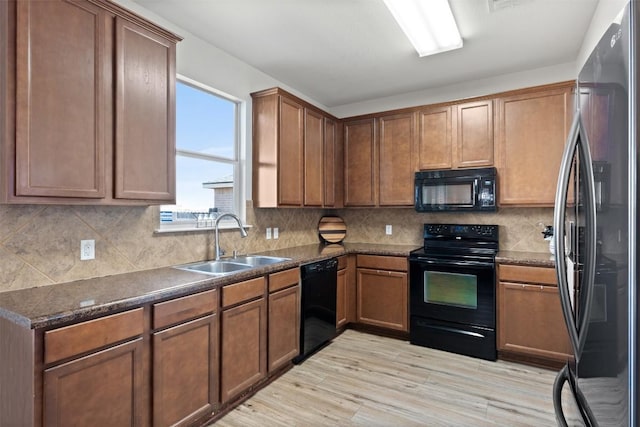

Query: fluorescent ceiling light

[383,0,463,57]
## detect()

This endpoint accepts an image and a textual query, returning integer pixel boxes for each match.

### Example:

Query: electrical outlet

[80,239,95,260]
[266,227,272,240]
[273,227,279,239]
[385,225,392,235]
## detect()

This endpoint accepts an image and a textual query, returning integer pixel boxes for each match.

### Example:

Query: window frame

[157,75,245,232]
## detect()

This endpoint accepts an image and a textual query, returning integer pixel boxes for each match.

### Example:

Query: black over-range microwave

[414,167,497,212]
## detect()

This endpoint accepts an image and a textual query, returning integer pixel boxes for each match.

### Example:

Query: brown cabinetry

[455,100,494,168]
[497,264,572,366]
[417,100,493,170]
[356,255,408,332]
[336,254,357,328]
[496,82,574,206]
[343,118,377,206]
[152,290,218,427]
[378,112,416,206]
[417,106,452,170]
[42,308,146,427]
[220,277,267,403]
[344,112,416,207]
[0,0,180,205]
[251,88,341,208]
[267,268,300,371]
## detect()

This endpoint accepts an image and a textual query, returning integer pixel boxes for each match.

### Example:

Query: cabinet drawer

[269,268,299,293]
[153,289,217,330]
[44,308,144,364]
[222,277,266,308]
[357,255,407,272]
[499,264,557,286]
[337,255,347,270]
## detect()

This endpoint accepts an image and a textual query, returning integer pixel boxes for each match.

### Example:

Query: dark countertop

[0,243,419,329]
[496,250,555,268]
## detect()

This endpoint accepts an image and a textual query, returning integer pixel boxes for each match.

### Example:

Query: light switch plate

[385,225,392,235]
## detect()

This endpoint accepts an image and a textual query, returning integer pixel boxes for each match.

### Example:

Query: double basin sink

[174,255,291,277]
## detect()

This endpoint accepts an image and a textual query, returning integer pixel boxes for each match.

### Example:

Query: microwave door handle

[474,179,479,205]
[554,114,581,356]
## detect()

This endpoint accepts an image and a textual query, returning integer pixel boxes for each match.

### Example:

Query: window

[159,77,242,231]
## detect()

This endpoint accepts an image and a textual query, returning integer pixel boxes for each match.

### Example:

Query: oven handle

[410,258,494,269]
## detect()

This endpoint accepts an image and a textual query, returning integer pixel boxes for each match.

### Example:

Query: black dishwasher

[294,257,338,363]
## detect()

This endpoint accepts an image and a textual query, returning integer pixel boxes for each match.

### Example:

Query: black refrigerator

[552,2,637,426]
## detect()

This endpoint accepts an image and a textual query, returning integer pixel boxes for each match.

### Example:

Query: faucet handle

[219,248,226,257]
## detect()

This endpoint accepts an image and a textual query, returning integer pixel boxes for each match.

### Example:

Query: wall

[0,201,552,292]
[330,62,576,118]
[576,0,628,72]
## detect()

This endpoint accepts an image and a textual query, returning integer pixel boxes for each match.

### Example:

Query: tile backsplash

[0,202,552,292]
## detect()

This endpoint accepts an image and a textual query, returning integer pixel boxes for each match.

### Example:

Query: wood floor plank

[214,330,583,426]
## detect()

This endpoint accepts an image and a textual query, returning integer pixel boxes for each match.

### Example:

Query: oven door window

[424,271,477,309]
[422,182,473,206]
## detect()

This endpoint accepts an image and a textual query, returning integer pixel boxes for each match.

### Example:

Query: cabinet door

[153,314,218,427]
[454,100,493,168]
[43,338,145,427]
[356,268,408,332]
[496,84,573,205]
[304,108,324,206]
[115,17,176,201]
[378,112,416,206]
[336,268,348,328]
[324,117,342,208]
[498,282,572,361]
[417,106,452,170]
[344,118,376,206]
[268,285,300,371]
[220,298,267,402]
[278,96,304,206]
[15,0,107,198]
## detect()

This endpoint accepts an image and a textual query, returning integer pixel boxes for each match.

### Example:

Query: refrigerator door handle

[576,114,598,358]
[554,114,597,358]
[554,114,581,356]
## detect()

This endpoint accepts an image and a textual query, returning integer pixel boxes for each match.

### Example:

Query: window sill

[154,223,253,234]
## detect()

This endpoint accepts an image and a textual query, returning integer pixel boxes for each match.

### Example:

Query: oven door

[409,256,495,328]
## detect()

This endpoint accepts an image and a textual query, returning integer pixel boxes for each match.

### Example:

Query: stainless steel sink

[227,255,291,266]
[174,256,290,276]
[174,260,253,276]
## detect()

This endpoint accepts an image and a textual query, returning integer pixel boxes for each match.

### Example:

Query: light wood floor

[214,330,583,426]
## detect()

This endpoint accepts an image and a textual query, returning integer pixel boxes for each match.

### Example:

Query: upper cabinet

[454,100,494,168]
[0,0,181,205]
[495,82,574,206]
[378,112,416,206]
[343,112,416,207]
[417,100,493,170]
[343,118,377,207]
[251,88,342,208]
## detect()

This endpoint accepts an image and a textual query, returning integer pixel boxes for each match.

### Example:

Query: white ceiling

[132,0,598,108]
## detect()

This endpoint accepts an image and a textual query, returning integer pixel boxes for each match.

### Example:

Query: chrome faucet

[214,213,248,260]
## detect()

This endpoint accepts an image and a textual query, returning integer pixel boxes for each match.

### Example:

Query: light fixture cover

[383,0,463,57]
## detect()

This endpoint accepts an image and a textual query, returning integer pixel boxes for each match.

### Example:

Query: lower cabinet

[152,289,219,427]
[336,267,348,328]
[356,255,408,332]
[43,339,145,427]
[497,264,572,364]
[42,308,146,427]
[220,277,267,403]
[268,268,300,372]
